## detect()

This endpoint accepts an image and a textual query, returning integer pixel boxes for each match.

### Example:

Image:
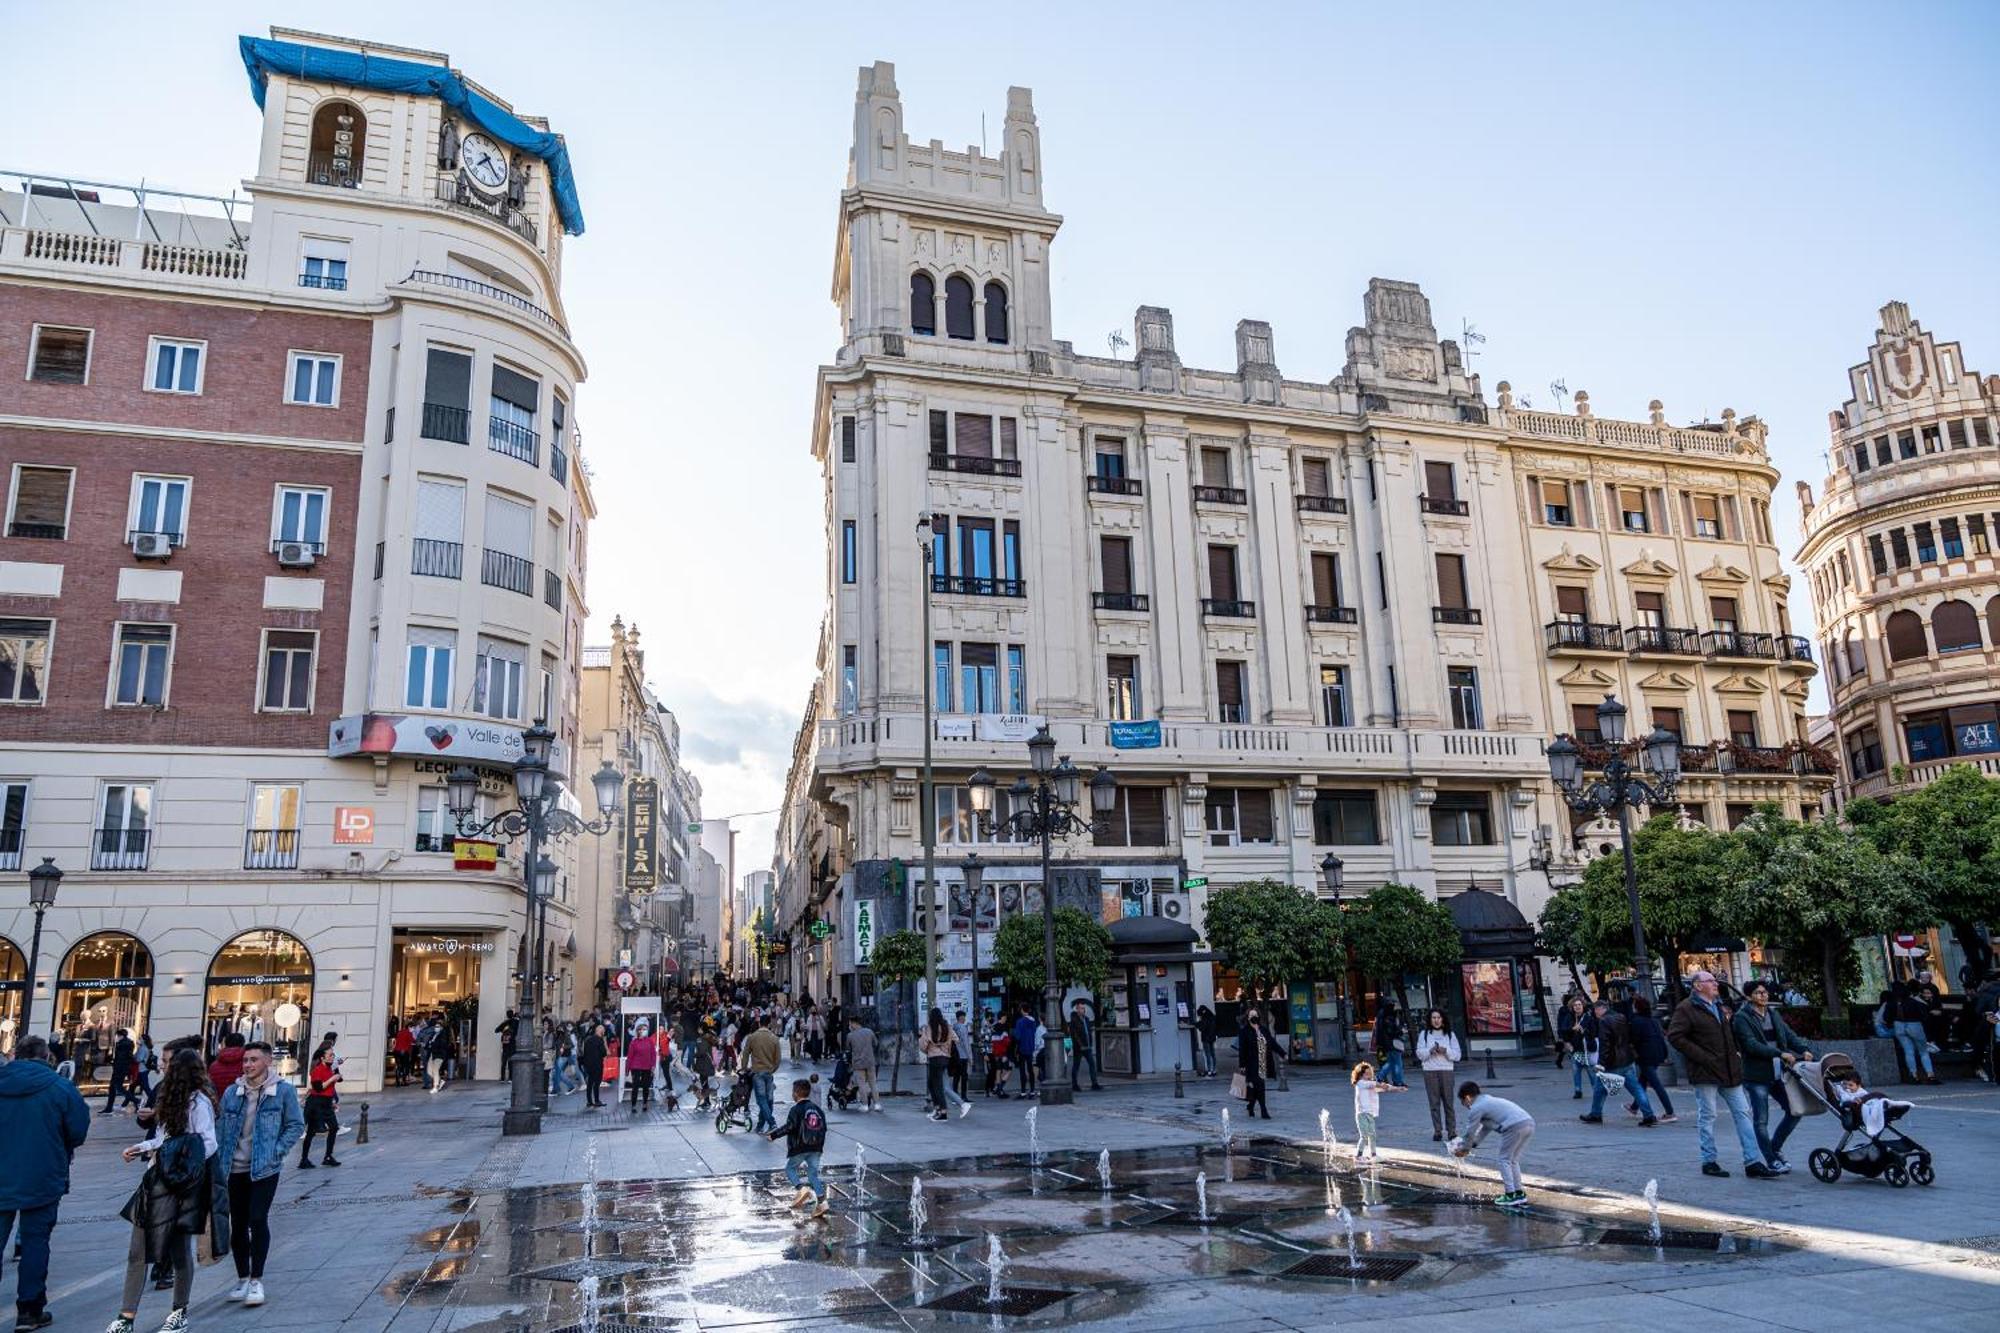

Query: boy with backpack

[768,1077,829,1219]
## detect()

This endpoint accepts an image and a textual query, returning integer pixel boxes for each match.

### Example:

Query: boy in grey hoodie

[1452,1080,1535,1206]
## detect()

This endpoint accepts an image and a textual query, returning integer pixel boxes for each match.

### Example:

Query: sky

[8,2,1998,866]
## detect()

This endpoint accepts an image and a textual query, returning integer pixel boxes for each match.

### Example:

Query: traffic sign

[1184,876,1208,889]
[614,968,636,992]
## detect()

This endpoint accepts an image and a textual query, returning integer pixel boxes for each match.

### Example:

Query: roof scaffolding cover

[238,34,585,236]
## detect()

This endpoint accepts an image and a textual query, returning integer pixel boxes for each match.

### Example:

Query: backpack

[796,1104,827,1152]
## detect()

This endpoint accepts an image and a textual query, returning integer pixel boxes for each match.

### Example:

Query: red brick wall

[0,285,368,748]
[0,285,372,442]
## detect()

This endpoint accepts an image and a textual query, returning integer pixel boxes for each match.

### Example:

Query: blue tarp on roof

[239,35,584,236]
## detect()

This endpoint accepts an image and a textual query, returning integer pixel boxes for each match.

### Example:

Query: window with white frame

[473,635,526,720]
[405,626,455,710]
[94,782,153,870]
[299,238,350,291]
[260,630,317,711]
[415,786,459,853]
[7,465,74,540]
[128,474,190,544]
[111,623,173,706]
[285,351,341,406]
[0,780,27,871]
[0,618,53,705]
[28,325,92,384]
[245,783,302,868]
[272,485,330,552]
[146,337,205,395]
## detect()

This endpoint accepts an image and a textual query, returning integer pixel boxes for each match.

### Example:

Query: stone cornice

[0,413,364,455]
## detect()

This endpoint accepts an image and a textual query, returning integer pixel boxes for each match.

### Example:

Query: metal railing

[544,569,564,610]
[481,549,534,594]
[1702,630,1777,660]
[932,574,1026,598]
[1420,495,1470,516]
[1093,592,1149,611]
[1087,475,1143,496]
[1306,605,1358,624]
[929,454,1022,477]
[1296,494,1348,514]
[306,153,360,188]
[1433,606,1482,625]
[550,436,569,485]
[412,539,463,579]
[406,267,561,330]
[421,402,470,444]
[6,521,63,539]
[1544,621,1624,651]
[1193,485,1247,505]
[92,827,150,871]
[1625,625,1702,655]
[427,182,540,247]
[1777,635,1814,663]
[244,828,300,870]
[1202,598,1257,618]
[297,272,347,291]
[488,416,540,465]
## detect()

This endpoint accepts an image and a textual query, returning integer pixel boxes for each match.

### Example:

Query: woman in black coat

[1235,1009,1280,1120]
[579,1024,609,1108]
[115,1049,226,1331]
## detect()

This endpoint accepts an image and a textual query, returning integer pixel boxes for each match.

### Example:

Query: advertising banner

[1109,719,1162,749]
[623,776,660,891]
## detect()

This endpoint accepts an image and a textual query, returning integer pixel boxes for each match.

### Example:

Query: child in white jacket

[1350,1060,1406,1161]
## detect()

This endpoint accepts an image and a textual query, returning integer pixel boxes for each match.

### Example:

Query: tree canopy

[1848,765,2000,984]
[1344,882,1461,1006]
[1576,813,1746,985]
[867,929,928,985]
[991,907,1113,994]
[1200,879,1345,994]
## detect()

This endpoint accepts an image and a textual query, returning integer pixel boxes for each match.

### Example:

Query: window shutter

[1208,545,1238,601]
[13,467,71,526]
[1647,488,1668,535]
[1238,790,1274,842]
[491,366,539,413]
[1201,448,1230,487]
[1424,460,1455,498]
[955,414,993,458]
[1555,585,1588,618]
[414,480,464,541]
[483,492,534,557]
[1681,492,1697,534]
[999,418,1018,460]
[1101,537,1132,594]
[929,411,949,454]
[1216,662,1244,709]
[1723,497,1743,541]
[1128,788,1167,844]
[423,349,471,407]
[1525,475,1541,523]
[1311,553,1337,606]
[1301,458,1330,497]
[1435,553,1467,608]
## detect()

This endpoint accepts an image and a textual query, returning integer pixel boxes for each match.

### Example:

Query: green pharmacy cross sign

[809,919,833,940]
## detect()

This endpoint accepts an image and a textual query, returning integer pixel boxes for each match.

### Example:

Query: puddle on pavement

[386,1140,1788,1325]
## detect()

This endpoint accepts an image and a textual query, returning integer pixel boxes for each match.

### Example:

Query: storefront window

[56,932,152,1088]
[205,930,314,1077]
[0,935,24,1040]
[388,929,490,1072]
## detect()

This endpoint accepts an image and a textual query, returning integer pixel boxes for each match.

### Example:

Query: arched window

[944,275,975,340]
[205,929,315,1076]
[1884,609,1928,662]
[1932,599,1981,653]
[1988,595,2000,648]
[1842,630,1867,680]
[983,281,1010,344]
[309,100,366,188]
[0,934,23,1041]
[57,932,153,1088]
[909,272,936,336]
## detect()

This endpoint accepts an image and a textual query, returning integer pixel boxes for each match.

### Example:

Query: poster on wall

[1287,981,1317,1060]
[1460,962,1514,1035]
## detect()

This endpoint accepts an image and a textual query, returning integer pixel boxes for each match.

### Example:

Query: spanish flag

[454,840,500,871]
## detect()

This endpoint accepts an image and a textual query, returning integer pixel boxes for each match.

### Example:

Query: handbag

[1229,1071,1248,1100]
[1775,1066,1817,1116]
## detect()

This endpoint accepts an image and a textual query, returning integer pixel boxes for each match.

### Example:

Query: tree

[867,929,927,1093]
[991,908,1114,996]
[1536,881,1619,995]
[1344,883,1461,1016]
[1201,879,1346,999]
[1725,812,1929,1032]
[1849,765,2000,986]
[1578,813,1746,995]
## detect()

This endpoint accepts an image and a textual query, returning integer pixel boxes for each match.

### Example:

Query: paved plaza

[9,1056,1997,1331]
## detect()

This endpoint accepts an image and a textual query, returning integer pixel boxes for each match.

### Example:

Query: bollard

[356,1102,370,1145]
[1484,1047,1498,1082]
[1174,1062,1185,1098]
[1277,1057,1290,1092]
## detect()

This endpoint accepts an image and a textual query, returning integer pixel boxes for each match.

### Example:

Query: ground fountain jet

[1644,1178,1662,1245]
[909,1175,928,1246]
[853,1144,867,1202]
[1336,1205,1359,1270]
[1194,1170,1210,1222]
[1098,1147,1112,1192]
[1025,1106,1041,1165]
[1319,1107,1335,1168]
[986,1233,1009,1305]
[1220,1106,1232,1153]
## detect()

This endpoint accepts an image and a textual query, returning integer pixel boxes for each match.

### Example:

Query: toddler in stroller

[827,1050,859,1112]
[714,1066,757,1134]
[1796,1052,1933,1187]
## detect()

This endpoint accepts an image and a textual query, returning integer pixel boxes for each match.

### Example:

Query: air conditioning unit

[131,532,173,559]
[275,541,317,569]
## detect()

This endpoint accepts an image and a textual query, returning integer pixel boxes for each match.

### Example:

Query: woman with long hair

[112,1048,218,1332]
[1416,1008,1463,1140]
[919,1007,970,1121]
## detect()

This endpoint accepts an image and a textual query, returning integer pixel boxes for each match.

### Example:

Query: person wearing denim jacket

[212,1044,304,1307]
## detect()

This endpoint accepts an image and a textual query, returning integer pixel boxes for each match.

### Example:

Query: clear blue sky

[8,2,1998,859]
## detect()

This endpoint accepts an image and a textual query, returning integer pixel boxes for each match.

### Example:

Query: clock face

[461,133,508,191]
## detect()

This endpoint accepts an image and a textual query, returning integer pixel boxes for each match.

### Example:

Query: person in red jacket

[300,1038,341,1168]
[207,1033,247,1096]
[391,1024,416,1087]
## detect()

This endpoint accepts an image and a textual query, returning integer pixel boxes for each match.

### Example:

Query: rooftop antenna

[1549,378,1570,411]
[981,113,987,158]
[1107,329,1129,359]
[1460,320,1486,362]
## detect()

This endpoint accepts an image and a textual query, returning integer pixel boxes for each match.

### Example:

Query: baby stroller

[713,1066,756,1134]
[827,1051,859,1112]
[1796,1053,1934,1187]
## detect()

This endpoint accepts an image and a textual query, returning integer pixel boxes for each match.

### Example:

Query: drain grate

[545,1324,687,1333]
[523,1257,653,1282]
[1282,1254,1421,1282]
[923,1286,1077,1316]
[1146,1209,1259,1228]
[537,1217,655,1234]
[1599,1228,1723,1251]
[897,1233,974,1253]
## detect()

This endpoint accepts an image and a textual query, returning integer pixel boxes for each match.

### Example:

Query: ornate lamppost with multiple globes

[444,721,624,1135]
[966,725,1115,1107]
[1545,693,1682,1005]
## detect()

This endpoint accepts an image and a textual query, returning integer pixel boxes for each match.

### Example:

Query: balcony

[1093,592,1149,611]
[489,416,540,465]
[929,453,1021,477]
[244,828,300,870]
[1433,607,1482,625]
[1777,635,1815,664]
[1545,621,1624,653]
[551,435,569,485]
[1296,494,1348,514]
[1306,605,1358,624]
[1193,485,1247,505]
[1420,495,1469,516]
[406,267,563,334]
[1087,475,1143,496]
[544,568,564,611]
[421,402,470,444]
[92,828,150,871]
[1626,625,1703,656]
[1202,598,1257,618]
[427,179,540,245]
[932,574,1026,598]
[412,538,463,579]
[6,521,63,540]
[1702,630,1777,660]
[306,153,360,188]
[1718,743,1791,774]
[481,549,534,595]
[297,272,348,292]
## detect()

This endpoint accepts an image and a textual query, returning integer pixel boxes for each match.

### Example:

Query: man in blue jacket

[0,1035,92,1330]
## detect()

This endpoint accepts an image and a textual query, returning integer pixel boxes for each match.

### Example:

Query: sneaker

[929,1110,947,1122]
[1639,1116,1658,1127]
[1659,1114,1679,1123]
[789,1186,814,1209]
[1503,1191,1529,1207]
[243,1281,265,1308]
[15,1311,53,1331]
[1489,1191,1517,1206]
[1701,1161,1729,1178]
[157,1311,188,1332]
[959,1103,972,1118]
[322,1156,341,1167]
[1744,1162,1777,1179]
[297,1158,317,1169]
[1571,1090,1583,1099]
[104,1319,134,1333]
[226,1278,252,1302]
[1432,1131,1443,1142]
[1578,1114,1603,1124]
[1770,1159,1792,1175]
[809,1200,830,1219]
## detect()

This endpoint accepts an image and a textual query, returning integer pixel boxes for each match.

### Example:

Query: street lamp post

[967,726,1116,1107]
[916,517,940,1013]
[961,851,984,1056]
[1546,693,1682,1006]
[20,857,63,1039]
[1318,853,1345,1060]
[446,722,625,1136]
